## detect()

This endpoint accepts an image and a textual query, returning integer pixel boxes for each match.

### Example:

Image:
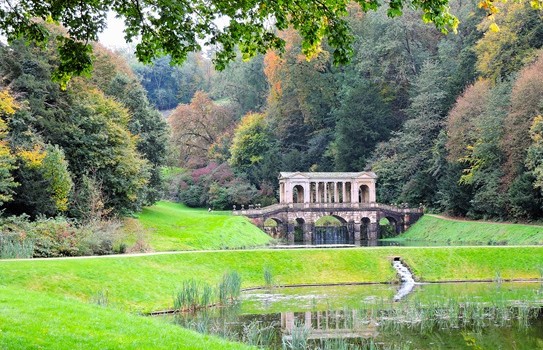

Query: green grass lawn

[389,214,543,245]
[0,285,252,350]
[1,246,543,348]
[2,247,542,313]
[134,201,272,251]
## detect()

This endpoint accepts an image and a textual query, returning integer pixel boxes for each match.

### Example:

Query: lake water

[168,282,543,349]
[276,240,490,248]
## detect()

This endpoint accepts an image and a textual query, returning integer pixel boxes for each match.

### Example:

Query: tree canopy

[0,0,467,86]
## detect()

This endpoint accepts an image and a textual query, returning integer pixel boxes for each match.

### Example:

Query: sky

[98,12,129,49]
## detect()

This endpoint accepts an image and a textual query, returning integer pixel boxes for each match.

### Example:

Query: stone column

[305,311,312,328]
[352,182,359,203]
[369,182,377,202]
[342,182,346,203]
[323,182,328,203]
[315,182,320,203]
[334,182,338,204]
[303,183,310,203]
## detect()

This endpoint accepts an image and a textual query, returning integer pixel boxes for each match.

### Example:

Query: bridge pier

[367,222,380,240]
[238,203,423,244]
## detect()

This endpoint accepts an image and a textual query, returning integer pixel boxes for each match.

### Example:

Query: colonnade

[279,172,377,204]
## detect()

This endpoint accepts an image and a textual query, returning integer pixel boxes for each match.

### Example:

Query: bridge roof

[279,172,377,180]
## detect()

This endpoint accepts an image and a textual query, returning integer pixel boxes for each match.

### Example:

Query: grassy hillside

[134,201,272,251]
[2,247,542,313]
[390,214,543,245]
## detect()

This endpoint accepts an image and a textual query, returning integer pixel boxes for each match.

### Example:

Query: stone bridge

[233,171,422,244]
[234,202,423,243]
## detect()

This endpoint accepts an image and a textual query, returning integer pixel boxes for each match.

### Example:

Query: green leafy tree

[332,79,393,171]
[0,89,18,206]
[211,54,268,117]
[229,112,278,187]
[10,143,72,217]
[371,61,448,206]
[0,0,460,85]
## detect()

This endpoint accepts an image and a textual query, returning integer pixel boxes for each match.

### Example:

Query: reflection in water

[170,283,543,349]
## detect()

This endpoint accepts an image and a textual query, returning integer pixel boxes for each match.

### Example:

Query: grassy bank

[390,214,543,245]
[1,247,542,313]
[134,201,272,251]
[0,286,251,350]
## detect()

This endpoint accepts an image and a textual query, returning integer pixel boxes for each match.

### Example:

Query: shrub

[0,214,131,258]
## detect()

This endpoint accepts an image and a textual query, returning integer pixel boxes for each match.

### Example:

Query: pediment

[356,172,378,179]
[279,172,309,180]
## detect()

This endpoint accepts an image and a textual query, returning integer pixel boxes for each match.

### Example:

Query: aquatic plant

[242,320,278,348]
[218,271,242,304]
[282,322,310,350]
[174,279,215,312]
[264,266,274,288]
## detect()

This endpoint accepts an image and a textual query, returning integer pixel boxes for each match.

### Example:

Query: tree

[169,91,235,168]
[370,61,448,206]
[0,0,461,85]
[229,112,278,187]
[475,1,543,81]
[10,143,73,217]
[0,89,18,206]
[501,52,543,187]
[332,79,393,171]
[211,54,268,117]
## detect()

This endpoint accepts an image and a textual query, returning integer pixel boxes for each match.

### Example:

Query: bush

[30,218,80,257]
[179,185,205,207]
[0,214,130,258]
[77,219,124,256]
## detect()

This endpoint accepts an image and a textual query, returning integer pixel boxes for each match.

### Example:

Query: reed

[242,320,278,348]
[0,235,34,259]
[174,279,215,312]
[282,322,310,350]
[264,266,274,288]
[218,271,242,304]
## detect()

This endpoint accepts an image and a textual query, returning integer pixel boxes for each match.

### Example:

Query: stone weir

[233,202,423,244]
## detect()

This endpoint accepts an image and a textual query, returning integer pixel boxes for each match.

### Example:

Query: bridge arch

[359,185,370,203]
[314,214,347,226]
[263,217,285,239]
[292,185,305,203]
[380,216,402,238]
[293,217,305,242]
[360,217,371,240]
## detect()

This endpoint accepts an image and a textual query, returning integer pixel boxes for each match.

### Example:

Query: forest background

[0,1,543,257]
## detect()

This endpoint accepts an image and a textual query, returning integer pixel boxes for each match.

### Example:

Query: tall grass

[0,234,34,259]
[264,266,274,288]
[174,271,242,312]
[242,320,278,348]
[282,322,310,350]
[174,279,215,312]
[218,271,242,304]
[91,289,109,307]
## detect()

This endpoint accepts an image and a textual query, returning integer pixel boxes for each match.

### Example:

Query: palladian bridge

[234,172,423,244]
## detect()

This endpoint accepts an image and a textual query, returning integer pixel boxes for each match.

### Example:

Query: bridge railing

[233,202,423,217]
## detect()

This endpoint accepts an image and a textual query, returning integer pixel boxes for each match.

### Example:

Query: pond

[275,240,490,248]
[166,282,543,349]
